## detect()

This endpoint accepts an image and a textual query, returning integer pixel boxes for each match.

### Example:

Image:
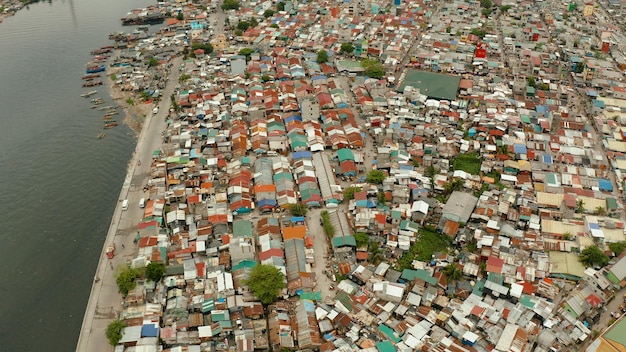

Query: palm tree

[595,206,607,216]
[576,199,585,213]
[443,264,463,283]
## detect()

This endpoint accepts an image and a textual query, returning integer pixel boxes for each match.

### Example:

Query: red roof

[486,256,504,274]
[259,248,285,261]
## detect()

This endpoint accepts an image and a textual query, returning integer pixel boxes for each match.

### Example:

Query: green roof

[607,197,618,210]
[232,259,257,271]
[300,291,322,301]
[376,341,396,352]
[399,70,461,101]
[401,269,437,285]
[603,316,626,348]
[335,292,353,311]
[332,236,356,247]
[233,220,253,237]
[378,324,402,343]
[337,148,355,162]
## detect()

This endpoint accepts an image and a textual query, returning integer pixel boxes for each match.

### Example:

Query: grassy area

[396,226,451,270]
[452,151,482,175]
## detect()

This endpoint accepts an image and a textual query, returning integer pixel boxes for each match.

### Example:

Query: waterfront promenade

[75,56,182,352]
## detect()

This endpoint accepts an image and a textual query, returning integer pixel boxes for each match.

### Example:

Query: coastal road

[75,55,182,352]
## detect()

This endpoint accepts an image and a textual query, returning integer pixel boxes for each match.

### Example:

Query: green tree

[499,5,511,12]
[316,50,328,64]
[579,245,609,267]
[526,76,536,87]
[377,190,387,205]
[425,165,436,178]
[237,20,251,31]
[176,12,184,21]
[261,74,271,82]
[191,42,214,54]
[238,48,255,61]
[470,28,487,38]
[234,29,243,36]
[343,186,361,201]
[366,170,386,184]
[276,1,285,11]
[288,203,307,216]
[245,264,286,305]
[609,242,626,256]
[361,58,384,79]
[221,0,240,10]
[147,57,158,67]
[105,319,126,346]
[145,262,166,282]
[115,266,142,296]
[270,23,279,28]
[443,264,463,283]
[263,9,275,18]
[576,199,585,213]
[340,42,354,55]
[355,232,369,248]
[369,242,383,265]
[595,206,607,216]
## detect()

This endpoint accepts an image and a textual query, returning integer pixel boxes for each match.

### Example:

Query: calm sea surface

[0,0,154,349]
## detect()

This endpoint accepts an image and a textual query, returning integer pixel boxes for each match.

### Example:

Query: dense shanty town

[91,0,626,350]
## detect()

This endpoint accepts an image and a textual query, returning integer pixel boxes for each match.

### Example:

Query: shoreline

[75,56,181,351]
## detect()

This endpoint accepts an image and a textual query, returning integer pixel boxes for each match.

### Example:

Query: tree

[361,58,384,79]
[263,9,275,18]
[145,262,166,282]
[261,74,271,82]
[579,245,609,268]
[609,242,626,256]
[594,206,607,216]
[425,165,436,178]
[147,57,158,67]
[366,170,386,184]
[369,242,383,265]
[176,11,184,21]
[106,319,126,346]
[340,42,354,55]
[191,42,214,54]
[221,0,240,10]
[377,190,387,205]
[237,20,251,31]
[238,48,255,61]
[115,266,142,296]
[316,50,328,64]
[245,264,286,305]
[276,1,285,11]
[576,199,585,213]
[443,264,463,283]
[355,232,369,248]
[288,203,307,216]
[270,23,279,28]
[343,186,361,201]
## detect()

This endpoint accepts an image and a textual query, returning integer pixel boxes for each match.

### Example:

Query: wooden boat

[106,243,115,259]
[104,122,118,129]
[82,74,101,80]
[99,105,114,111]
[86,65,105,74]
[82,81,103,87]
[80,90,98,97]
[105,110,119,115]
[97,132,106,139]
[103,116,115,122]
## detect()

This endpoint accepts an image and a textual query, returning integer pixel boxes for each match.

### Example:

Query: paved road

[306,208,334,300]
[75,55,182,352]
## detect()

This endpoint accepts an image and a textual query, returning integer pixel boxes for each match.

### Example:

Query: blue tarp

[542,154,553,164]
[258,199,277,207]
[598,178,613,192]
[141,324,159,337]
[291,216,305,223]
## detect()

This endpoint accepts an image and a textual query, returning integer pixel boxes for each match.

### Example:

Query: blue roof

[593,99,605,108]
[598,178,613,191]
[284,115,302,123]
[291,216,305,222]
[589,223,600,230]
[542,154,553,164]
[293,151,312,160]
[141,324,159,337]
[258,199,277,207]
[513,144,527,154]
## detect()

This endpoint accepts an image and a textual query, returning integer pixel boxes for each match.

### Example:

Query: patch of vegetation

[609,242,626,256]
[452,152,482,175]
[238,48,255,61]
[221,0,240,11]
[340,43,354,55]
[361,58,384,79]
[263,9,275,18]
[579,245,609,268]
[343,186,361,201]
[316,50,328,64]
[276,1,285,11]
[110,74,117,81]
[126,98,135,106]
[470,28,487,39]
[245,264,286,305]
[366,169,386,184]
[321,210,335,240]
[106,319,126,346]
[288,203,307,216]
[145,262,166,282]
[116,266,142,296]
[147,57,158,67]
[355,232,369,248]
[397,227,451,270]
[191,42,214,54]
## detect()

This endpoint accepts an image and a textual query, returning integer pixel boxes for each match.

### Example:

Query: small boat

[103,117,115,122]
[80,90,98,97]
[82,74,101,80]
[97,132,106,139]
[82,81,103,87]
[99,105,114,111]
[86,65,105,74]
[105,110,119,115]
[106,243,115,259]
[104,122,118,129]
[90,97,104,103]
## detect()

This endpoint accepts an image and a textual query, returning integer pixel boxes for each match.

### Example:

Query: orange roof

[254,184,276,193]
[282,225,306,240]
